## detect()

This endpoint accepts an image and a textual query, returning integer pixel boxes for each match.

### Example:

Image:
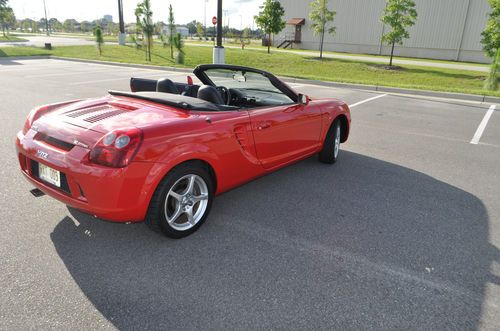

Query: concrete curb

[6,55,499,104]
[50,56,194,74]
[1,55,52,61]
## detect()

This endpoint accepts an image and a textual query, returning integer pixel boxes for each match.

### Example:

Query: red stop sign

[212,16,217,25]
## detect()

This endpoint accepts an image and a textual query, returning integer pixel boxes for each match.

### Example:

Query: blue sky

[9,0,261,28]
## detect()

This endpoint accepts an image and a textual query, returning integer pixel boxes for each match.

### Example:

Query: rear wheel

[319,119,342,164]
[145,162,214,238]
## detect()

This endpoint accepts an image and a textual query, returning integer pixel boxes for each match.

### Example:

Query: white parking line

[349,94,387,108]
[470,105,496,145]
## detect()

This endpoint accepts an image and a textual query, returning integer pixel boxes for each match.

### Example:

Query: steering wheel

[216,86,232,105]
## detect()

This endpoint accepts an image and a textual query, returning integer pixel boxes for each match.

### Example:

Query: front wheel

[319,119,342,164]
[145,162,214,238]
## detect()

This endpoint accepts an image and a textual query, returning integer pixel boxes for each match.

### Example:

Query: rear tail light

[89,128,143,168]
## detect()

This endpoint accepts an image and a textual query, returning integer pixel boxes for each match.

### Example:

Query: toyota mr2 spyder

[16,64,351,238]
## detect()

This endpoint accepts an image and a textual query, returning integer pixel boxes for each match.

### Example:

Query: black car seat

[156,78,179,94]
[197,85,224,104]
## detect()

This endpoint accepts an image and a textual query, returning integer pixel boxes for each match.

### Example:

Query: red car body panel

[16,71,351,223]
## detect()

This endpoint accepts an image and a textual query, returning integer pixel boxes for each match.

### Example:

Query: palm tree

[135,0,154,61]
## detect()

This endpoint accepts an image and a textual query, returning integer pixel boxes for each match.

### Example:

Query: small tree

[135,0,154,62]
[481,0,500,90]
[168,4,176,59]
[254,0,286,54]
[134,6,142,39]
[186,20,197,36]
[133,6,143,49]
[159,33,168,47]
[0,5,15,36]
[309,0,336,59]
[196,22,203,40]
[94,26,104,55]
[240,27,251,50]
[380,0,418,67]
[173,32,185,64]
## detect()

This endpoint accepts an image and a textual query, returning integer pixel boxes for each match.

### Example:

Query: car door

[249,102,322,169]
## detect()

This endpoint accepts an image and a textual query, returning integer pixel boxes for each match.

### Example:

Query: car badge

[73,139,89,149]
[36,150,49,159]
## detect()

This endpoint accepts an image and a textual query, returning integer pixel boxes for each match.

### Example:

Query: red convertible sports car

[16,64,351,238]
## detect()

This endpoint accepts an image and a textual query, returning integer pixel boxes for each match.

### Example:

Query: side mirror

[298,94,309,105]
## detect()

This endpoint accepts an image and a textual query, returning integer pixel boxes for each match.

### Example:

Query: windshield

[203,68,294,106]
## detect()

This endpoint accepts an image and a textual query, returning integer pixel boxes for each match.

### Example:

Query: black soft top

[108,90,237,111]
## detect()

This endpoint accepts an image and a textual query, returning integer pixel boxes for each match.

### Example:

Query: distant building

[163,26,189,37]
[278,0,490,63]
[102,15,113,23]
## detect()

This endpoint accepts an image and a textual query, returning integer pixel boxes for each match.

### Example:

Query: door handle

[257,122,271,130]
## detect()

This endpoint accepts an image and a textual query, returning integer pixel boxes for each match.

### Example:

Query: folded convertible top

[108,90,237,111]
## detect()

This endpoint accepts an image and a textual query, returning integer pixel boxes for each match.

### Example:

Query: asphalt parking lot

[1,58,499,330]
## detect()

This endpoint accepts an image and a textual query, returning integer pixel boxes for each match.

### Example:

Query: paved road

[0,35,94,47]
[1,58,499,330]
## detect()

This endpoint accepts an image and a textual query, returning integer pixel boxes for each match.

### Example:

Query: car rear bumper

[16,131,155,222]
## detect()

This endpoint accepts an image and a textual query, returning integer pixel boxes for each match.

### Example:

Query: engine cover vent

[64,104,130,123]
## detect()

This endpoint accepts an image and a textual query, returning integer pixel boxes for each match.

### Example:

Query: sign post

[212,16,217,47]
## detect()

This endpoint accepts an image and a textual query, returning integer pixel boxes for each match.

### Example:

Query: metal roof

[287,18,305,25]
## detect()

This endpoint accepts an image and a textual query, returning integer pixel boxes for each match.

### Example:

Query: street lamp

[43,0,49,36]
[204,0,208,38]
[117,0,125,45]
[213,0,224,64]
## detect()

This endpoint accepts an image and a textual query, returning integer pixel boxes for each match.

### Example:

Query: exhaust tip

[30,188,46,197]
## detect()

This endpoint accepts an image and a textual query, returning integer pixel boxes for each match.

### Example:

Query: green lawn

[185,40,490,69]
[0,35,28,42]
[0,44,497,97]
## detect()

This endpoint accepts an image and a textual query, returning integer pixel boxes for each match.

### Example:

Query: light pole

[213,0,224,64]
[117,0,125,45]
[204,0,207,38]
[43,0,49,36]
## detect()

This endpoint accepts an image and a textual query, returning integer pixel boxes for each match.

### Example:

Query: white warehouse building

[276,0,491,63]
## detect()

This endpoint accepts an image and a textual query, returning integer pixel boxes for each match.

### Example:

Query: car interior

[129,69,297,111]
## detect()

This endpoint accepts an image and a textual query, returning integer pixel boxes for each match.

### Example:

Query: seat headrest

[197,85,224,105]
[156,78,179,94]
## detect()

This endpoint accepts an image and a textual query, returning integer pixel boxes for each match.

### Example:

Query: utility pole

[213,0,225,64]
[204,0,207,38]
[117,0,125,45]
[222,10,228,42]
[43,0,49,36]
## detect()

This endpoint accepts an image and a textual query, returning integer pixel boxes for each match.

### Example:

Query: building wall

[277,0,491,63]
[164,26,190,37]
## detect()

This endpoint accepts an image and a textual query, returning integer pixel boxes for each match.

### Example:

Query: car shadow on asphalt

[50,151,499,329]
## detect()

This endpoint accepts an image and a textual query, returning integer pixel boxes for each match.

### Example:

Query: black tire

[145,161,214,238]
[319,119,342,164]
